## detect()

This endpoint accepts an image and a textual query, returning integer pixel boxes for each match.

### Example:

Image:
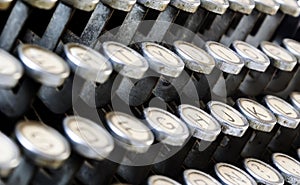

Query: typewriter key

[63,43,113,108]
[282,39,300,94]
[17,44,72,117]
[181,104,222,171]
[0,0,13,10]
[102,41,150,111]
[172,104,221,174]
[0,132,21,178]
[137,0,170,11]
[0,49,23,89]
[183,169,222,185]
[9,121,70,185]
[260,41,297,93]
[105,111,154,185]
[22,0,57,9]
[143,107,189,178]
[18,44,70,87]
[173,41,215,103]
[272,153,300,184]
[101,0,136,11]
[232,41,272,96]
[215,163,257,185]
[147,175,181,185]
[274,0,300,17]
[205,41,245,98]
[140,42,186,106]
[64,43,113,84]
[200,0,229,14]
[170,0,201,13]
[254,0,279,15]
[63,116,116,185]
[236,98,277,159]
[263,95,300,153]
[243,158,284,185]
[61,0,99,11]
[228,0,255,14]
[208,101,249,165]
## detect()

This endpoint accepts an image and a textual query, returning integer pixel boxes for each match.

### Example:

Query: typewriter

[0,0,300,185]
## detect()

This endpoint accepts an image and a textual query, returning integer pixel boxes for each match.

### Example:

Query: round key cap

[272,153,300,184]
[283,38,300,60]
[254,0,279,15]
[141,42,185,78]
[215,163,257,185]
[0,132,21,177]
[0,0,13,10]
[147,175,181,185]
[15,121,71,169]
[205,41,244,75]
[22,0,58,9]
[236,98,277,132]
[103,41,149,79]
[64,43,113,83]
[63,116,114,160]
[61,0,99,11]
[178,104,221,141]
[201,0,229,14]
[170,0,201,13]
[232,40,270,72]
[144,107,190,146]
[290,92,300,111]
[101,0,136,11]
[208,101,249,137]
[228,0,255,14]
[137,0,170,11]
[0,49,23,88]
[173,41,216,75]
[183,169,222,185]
[260,41,297,72]
[244,158,284,185]
[18,44,70,87]
[106,111,154,153]
[274,0,300,17]
[264,95,300,129]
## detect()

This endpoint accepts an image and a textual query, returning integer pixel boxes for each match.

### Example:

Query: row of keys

[1,38,299,88]
[0,95,300,184]
[1,0,299,16]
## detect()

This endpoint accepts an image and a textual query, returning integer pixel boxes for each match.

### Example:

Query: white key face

[177,43,212,64]
[267,98,298,118]
[181,106,219,130]
[109,113,153,143]
[20,124,67,156]
[217,165,254,185]
[286,40,300,53]
[69,46,110,71]
[149,176,180,185]
[235,42,267,64]
[208,44,240,64]
[186,171,221,185]
[106,43,144,66]
[273,154,300,177]
[23,47,66,74]
[240,100,274,121]
[66,119,110,148]
[0,53,18,75]
[213,0,228,4]
[263,44,294,62]
[146,45,180,66]
[211,104,245,126]
[245,159,281,183]
[256,0,276,6]
[147,109,187,135]
[0,135,19,167]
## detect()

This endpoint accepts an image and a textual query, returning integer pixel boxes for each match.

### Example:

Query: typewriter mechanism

[0,0,300,184]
